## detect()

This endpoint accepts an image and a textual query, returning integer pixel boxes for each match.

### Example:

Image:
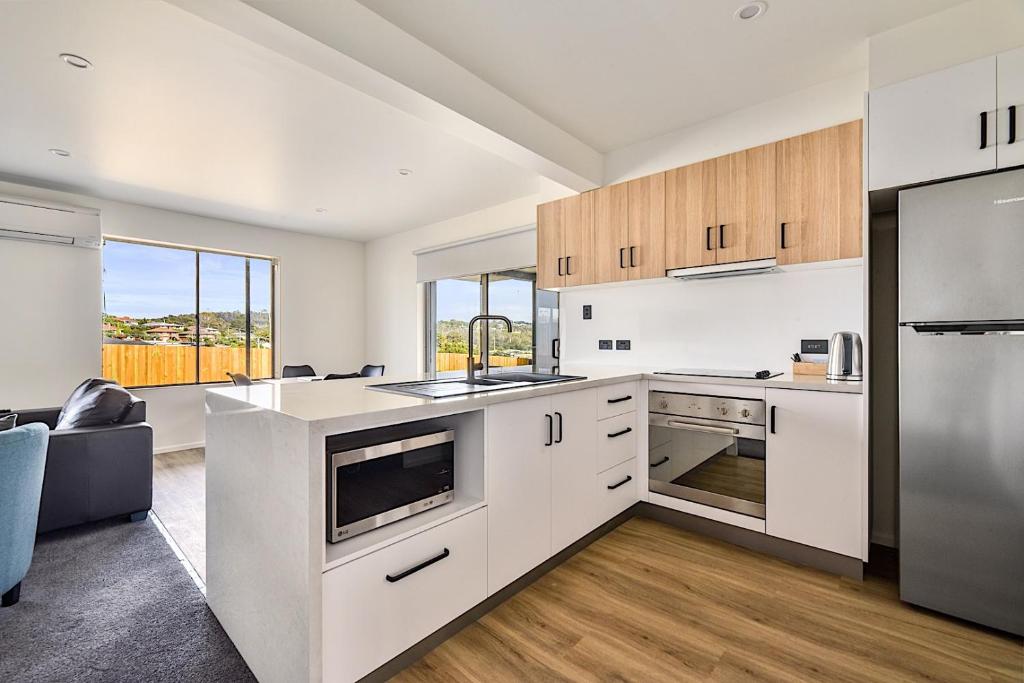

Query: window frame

[101,235,278,388]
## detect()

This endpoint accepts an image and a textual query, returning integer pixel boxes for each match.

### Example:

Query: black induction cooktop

[655,368,782,380]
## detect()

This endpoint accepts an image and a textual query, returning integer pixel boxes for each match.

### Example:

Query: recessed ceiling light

[734,1,767,20]
[60,53,93,69]
[397,168,413,176]
[315,207,327,214]
[48,148,71,157]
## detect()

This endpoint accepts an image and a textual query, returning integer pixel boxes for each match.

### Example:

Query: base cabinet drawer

[597,459,637,523]
[323,508,487,682]
[597,412,636,473]
[597,383,637,420]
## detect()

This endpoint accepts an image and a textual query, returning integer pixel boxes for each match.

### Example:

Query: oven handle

[664,420,739,436]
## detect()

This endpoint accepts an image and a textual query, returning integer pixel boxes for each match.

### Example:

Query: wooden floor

[394,517,1023,683]
[152,448,207,581]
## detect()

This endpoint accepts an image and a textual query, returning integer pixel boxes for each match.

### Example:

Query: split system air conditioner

[0,194,101,249]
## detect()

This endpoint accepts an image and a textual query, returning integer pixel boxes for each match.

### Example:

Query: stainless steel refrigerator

[898,168,1024,636]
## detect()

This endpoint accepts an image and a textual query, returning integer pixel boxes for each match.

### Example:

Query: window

[426,268,556,378]
[101,238,275,387]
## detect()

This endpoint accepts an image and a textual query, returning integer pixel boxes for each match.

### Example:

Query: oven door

[648,413,766,519]
[330,430,455,542]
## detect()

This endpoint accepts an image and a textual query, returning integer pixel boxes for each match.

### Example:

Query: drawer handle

[607,427,633,438]
[385,548,450,583]
[607,475,633,490]
[607,395,632,404]
[650,456,670,468]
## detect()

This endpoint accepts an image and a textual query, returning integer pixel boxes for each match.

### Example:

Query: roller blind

[415,226,536,283]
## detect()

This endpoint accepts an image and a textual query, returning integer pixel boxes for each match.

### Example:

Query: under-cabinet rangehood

[667,258,778,281]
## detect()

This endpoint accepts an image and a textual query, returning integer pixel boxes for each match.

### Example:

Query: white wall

[868,0,1024,89]
[0,180,364,452]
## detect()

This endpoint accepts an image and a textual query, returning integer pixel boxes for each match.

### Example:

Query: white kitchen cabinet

[550,389,598,553]
[869,56,997,190]
[596,411,636,473]
[998,46,1024,169]
[597,382,637,420]
[323,508,487,683]
[596,459,637,524]
[765,389,863,558]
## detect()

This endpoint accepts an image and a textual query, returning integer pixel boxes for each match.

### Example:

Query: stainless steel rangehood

[667,258,778,281]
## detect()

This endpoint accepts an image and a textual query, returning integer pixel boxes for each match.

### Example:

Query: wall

[0,180,365,452]
[868,0,1024,89]
[363,182,567,378]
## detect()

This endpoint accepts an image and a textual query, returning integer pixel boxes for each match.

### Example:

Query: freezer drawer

[899,168,1024,324]
[899,328,1024,635]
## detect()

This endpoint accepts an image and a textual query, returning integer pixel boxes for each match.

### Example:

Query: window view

[429,269,537,377]
[102,238,274,387]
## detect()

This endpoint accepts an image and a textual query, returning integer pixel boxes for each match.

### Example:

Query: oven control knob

[740,408,751,418]
[659,399,669,410]
[718,406,728,416]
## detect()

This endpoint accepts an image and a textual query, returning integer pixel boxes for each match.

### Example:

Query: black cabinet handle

[719,224,726,249]
[619,247,626,269]
[557,257,564,276]
[770,405,777,434]
[706,226,713,251]
[385,548,450,583]
[650,456,670,468]
[565,256,573,276]
[980,111,988,150]
[545,414,553,446]
[607,475,632,490]
[1010,105,1017,145]
[552,338,560,360]
[629,246,637,267]
[607,395,632,404]
[607,427,633,438]
[554,412,563,444]
[780,222,788,249]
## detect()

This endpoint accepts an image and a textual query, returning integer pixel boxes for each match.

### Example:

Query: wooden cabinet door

[536,199,564,290]
[486,396,552,594]
[776,121,863,265]
[869,55,997,190]
[625,173,666,279]
[563,192,595,287]
[715,144,776,264]
[666,160,717,269]
[998,46,1024,170]
[765,389,864,559]
[592,183,629,284]
[550,389,598,553]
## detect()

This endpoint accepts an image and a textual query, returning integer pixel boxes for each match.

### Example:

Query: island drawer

[597,382,637,420]
[322,507,487,682]
[597,459,637,523]
[597,412,637,473]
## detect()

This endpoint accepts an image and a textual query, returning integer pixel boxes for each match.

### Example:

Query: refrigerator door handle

[904,321,1024,335]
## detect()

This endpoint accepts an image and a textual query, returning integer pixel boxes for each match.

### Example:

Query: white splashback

[560,264,864,371]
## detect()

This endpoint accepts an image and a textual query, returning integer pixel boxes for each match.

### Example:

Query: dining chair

[226,372,253,386]
[359,365,385,377]
[324,373,361,380]
[282,365,316,378]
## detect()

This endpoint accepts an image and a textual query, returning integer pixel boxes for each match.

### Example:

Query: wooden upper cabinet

[563,193,595,287]
[715,143,776,264]
[593,183,629,284]
[665,160,717,269]
[776,120,863,265]
[536,198,564,290]
[626,173,666,279]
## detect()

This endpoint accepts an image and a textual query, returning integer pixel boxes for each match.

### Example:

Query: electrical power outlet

[598,339,613,350]
[615,339,631,350]
[582,305,592,320]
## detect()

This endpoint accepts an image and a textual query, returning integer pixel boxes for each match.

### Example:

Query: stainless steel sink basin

[368,373,586,399]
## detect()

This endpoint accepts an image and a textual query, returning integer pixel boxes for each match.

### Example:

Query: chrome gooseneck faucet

[466,315,512,382]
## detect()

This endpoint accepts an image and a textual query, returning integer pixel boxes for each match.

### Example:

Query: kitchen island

[205,366,863,683]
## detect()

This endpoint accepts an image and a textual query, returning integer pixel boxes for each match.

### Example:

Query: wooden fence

[435,352,531,373]
[102,343,273,386]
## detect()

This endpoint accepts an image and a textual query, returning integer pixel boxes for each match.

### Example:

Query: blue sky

[103,241,271,318]
[436,276,532,323]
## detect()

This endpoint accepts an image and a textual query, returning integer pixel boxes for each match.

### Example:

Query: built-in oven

[648,391,766,519]
[327,427,455,542]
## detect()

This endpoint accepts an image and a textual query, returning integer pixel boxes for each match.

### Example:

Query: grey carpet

[0,517,256,682]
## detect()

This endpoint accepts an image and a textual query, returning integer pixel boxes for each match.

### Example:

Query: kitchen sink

[368,373,586,399]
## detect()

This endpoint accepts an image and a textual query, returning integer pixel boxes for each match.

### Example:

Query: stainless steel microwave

[327,429,455,543]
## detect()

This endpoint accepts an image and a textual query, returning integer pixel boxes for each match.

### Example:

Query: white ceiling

[0,0,543,240]
[356,0,967,151]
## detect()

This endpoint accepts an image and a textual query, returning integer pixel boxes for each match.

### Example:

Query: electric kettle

[826,331,863,381]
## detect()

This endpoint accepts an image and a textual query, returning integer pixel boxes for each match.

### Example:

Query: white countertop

[206,364,861,426]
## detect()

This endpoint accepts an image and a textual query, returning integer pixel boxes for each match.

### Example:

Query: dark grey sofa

[2,402,153,534]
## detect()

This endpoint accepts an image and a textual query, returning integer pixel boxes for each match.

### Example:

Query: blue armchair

[0,422,49,607]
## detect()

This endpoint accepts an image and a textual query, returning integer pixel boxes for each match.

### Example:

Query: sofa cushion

[57,378,117,426]
[0,413,16,431]
[56,384,134,430]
